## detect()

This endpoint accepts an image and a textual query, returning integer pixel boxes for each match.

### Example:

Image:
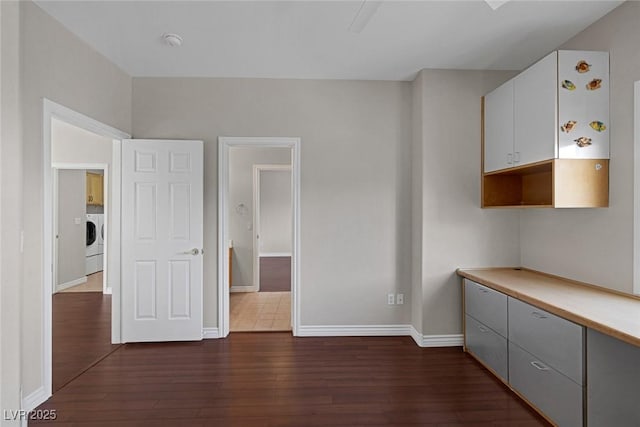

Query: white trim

[634,81,640,295]
[297,325,463,348]
[410,327,464,347]
[43,99,129,406]
[202,328,221,339]
[230,285,259,293]
[54,277,88,293]
[297,325,413,337]
[253,164,292,291]
[218,137,301,338]
[21,386,47,412]
[259,252,292,257]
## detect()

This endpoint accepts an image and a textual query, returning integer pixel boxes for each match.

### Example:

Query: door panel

[122,139,203,342]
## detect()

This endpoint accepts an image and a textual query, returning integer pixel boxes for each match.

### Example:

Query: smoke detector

[162,33,183,47]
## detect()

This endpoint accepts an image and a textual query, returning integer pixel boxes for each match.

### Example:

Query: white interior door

[121,139,203,342]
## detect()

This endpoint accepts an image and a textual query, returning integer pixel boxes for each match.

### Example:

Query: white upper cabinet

[484,80,514,172]
[514,51,558,167]
[483,50,609,173]
[558,50,610,159]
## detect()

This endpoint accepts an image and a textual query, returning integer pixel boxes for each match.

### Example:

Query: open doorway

[218,137,301,338]
[50,120,118,392]
[227,149,292,332]
[43,99,129,399]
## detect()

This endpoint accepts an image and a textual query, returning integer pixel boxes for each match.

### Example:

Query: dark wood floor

[35,332,549,426]
[53,292,120,392]
[260,256,291,292]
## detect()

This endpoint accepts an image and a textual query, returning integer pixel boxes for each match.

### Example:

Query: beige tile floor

[59,272,103,293]
[230,291,291,332]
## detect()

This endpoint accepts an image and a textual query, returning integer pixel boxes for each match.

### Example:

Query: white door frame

[52,163,109,295]
[42,99,129,399]
[252,164,292,291]
[218,137,301,337]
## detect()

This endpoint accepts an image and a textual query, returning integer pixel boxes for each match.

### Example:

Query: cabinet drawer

[465,315,508,381]
[508,297,583,385]
[509,342,583,427]
[464,279,507,337]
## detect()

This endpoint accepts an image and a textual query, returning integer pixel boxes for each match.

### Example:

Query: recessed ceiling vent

[162,33,183,47]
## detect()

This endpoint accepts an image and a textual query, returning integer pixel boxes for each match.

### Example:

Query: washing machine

[86,214,104,274]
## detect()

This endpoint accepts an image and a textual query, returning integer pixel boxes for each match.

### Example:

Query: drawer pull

[477,325,489,333]
[479,288,489,294]
[530,361,549,371]
[531,311,548,319]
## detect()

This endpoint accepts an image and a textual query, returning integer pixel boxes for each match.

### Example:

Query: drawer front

[508,297,583,385]
[465,315,508,381]
[464,279,507,337]
[509,342,583,427]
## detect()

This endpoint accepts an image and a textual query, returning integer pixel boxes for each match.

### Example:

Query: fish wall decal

[589,121,606,132]
[575,60,591,73]
[562,80,576,91]
[574,137,592,147]
[561,120,577,133]
[586,79,602,90]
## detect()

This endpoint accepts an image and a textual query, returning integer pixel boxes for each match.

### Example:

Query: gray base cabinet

[465,315,508,381]
[463,279,584,426]
[464,280,508,381]
[587,329,640,427]
[509,342,583,427]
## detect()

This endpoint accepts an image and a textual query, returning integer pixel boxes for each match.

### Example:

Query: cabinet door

[86,173,94,204]
[483,79,514,172]
[86,173,104,206]
[587,329,640,427]
[93,174,104,205]
[514,51,557,166]
[558,50,609,159]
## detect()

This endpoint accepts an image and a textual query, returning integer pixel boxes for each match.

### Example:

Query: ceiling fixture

[162,33,183,47]
[484,0,511,10]
[348,1,382,33]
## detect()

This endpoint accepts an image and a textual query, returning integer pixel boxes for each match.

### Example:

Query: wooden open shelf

[482,159,609,208]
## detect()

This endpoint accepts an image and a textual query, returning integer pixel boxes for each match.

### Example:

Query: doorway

[43,99,129,398]
[218,137,301,338]
[51,131,115,392]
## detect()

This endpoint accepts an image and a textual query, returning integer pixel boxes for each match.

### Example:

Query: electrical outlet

[387,293,395,305]
[396,293,404,305]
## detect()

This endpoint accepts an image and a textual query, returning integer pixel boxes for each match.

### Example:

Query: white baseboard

[410,326,463,347]
[21,386,48,412]
[259,253,292,257]
[103,287,112,295]
[55,276,87,293]
[203,328,220,339]
[297,324,413,337]
[296,325,462,348]
[230,285,258,293]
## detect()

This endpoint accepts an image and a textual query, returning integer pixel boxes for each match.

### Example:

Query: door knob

[181,248,199,255]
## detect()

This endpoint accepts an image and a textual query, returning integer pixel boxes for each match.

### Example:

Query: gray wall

[414,69,521,335]
[132,77,412,326]
[56,170,86,289]
[20,0,132,398]
[228,147,290,287]
[260,170,292,255]
[520,1,640,293]
[1,0,24,417]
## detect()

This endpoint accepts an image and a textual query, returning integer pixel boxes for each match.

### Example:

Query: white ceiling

[34,0,623,81]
